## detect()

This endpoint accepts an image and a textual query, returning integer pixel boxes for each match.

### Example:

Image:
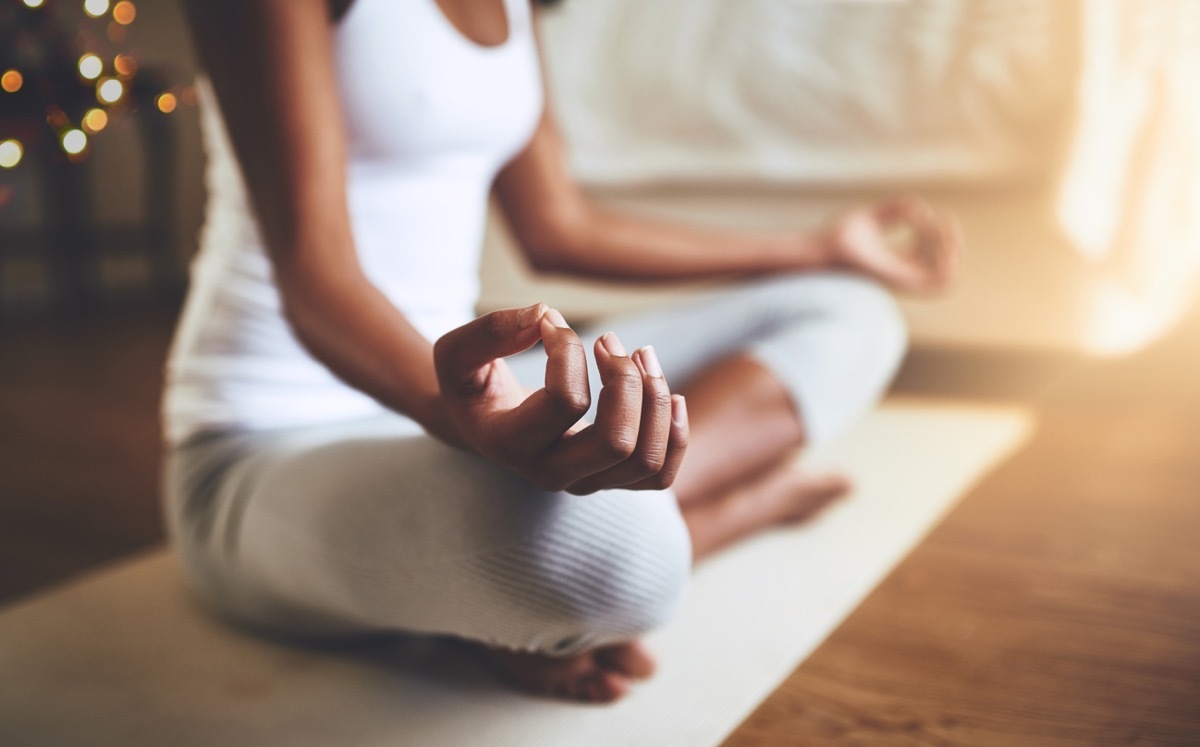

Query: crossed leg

[488,273,908,699]
[482,357,852,703]
[673,354,852,561]
[165,274,907,705]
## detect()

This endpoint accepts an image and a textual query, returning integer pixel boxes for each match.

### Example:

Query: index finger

[434,304,547,396]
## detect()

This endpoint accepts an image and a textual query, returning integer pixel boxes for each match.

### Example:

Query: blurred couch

[480,0,1200,355]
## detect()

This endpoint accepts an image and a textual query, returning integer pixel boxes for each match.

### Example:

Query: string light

[79,53,103,80]
[83,0,110,18]
[97,77,123,104]
[113,1,136,25]
[0,140,23,169]
[1,70,22,93]
[62,129,88,156]
[6,0,187,174]
[113,53,137,77]
[83,108,109,133]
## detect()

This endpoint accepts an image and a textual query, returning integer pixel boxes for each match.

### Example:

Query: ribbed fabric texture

[164,274,906,654]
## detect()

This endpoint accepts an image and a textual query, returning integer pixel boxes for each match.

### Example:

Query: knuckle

[558,335,588,360]
[647,390,674,412]
[633,449,666,477]
[548,386,591,419]
[481,310,507,338]
[611,365,642,390]
[601,427,639,461]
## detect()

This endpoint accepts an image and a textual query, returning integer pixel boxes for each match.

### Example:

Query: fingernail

[544,308,570,329]
[600,332,627,357]
[637,346,662,378]
[672,395,688,426]
[518,303,545,329]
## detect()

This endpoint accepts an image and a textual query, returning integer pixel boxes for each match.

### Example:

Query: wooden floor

[2,303,1199,745]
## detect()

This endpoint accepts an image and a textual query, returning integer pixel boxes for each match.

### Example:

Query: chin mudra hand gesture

[435,304,688,495]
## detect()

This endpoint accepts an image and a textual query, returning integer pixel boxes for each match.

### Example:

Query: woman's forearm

[527,204,834,283]
[495,110,834,284]
[274,255,456,443]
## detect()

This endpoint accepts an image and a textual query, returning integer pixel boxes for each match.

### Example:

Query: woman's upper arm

[183,0,355,274]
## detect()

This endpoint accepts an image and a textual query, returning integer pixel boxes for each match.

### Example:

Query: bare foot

[684,465,852,561]
[764,468,853,524]
[480,639,655,703]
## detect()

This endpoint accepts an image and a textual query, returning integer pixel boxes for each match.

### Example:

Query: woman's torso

[163,0,543,444]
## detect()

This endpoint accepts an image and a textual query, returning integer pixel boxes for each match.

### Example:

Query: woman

[165,0,959,703]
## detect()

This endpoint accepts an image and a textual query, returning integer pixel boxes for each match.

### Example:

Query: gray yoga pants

[164,273,907,655]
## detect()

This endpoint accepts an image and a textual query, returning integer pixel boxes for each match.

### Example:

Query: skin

[183,0,962,705]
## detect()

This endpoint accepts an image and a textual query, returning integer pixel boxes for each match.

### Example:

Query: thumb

[434,304,547,396]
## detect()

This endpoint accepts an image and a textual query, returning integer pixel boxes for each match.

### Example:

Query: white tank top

[163,0,543,444]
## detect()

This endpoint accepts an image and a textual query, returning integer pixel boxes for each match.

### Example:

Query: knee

[831,274,909,369]
[748,273,909,445]
[512,493,692,653]
[751,272,909,366]
[768,271,908,374]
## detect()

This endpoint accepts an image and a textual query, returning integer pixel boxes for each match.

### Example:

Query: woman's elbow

[513,208,592,276]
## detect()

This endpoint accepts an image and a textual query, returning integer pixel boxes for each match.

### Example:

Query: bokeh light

[1,70,22,93]
[156,92,177,114]
[97,77,124,104]
[22,0,44,7]
[61,129,88,156]
[83,0,110,18]
[112,1,136,25]
[0,140,23,169]
[83,108,108,133]
[113,53,137,77]
[106,21,128,43]
[79,54,103,80]
[46,108,69,129]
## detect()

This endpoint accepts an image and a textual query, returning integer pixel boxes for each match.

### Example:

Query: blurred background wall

[482,0,1200,357]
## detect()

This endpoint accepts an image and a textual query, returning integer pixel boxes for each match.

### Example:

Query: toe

[595,640,656,680]
[588,671,630,703]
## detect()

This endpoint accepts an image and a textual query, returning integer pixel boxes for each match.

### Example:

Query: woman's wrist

[408,388,466,448]
[760,230,838,274]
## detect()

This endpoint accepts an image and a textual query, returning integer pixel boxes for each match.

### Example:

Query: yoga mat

[0,399,1032,747]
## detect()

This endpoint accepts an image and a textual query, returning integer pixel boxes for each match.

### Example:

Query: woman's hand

[434,304,688,495]
[819,197,963,293]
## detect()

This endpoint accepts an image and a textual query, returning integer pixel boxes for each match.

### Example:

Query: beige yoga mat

[0,399,1033,747]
